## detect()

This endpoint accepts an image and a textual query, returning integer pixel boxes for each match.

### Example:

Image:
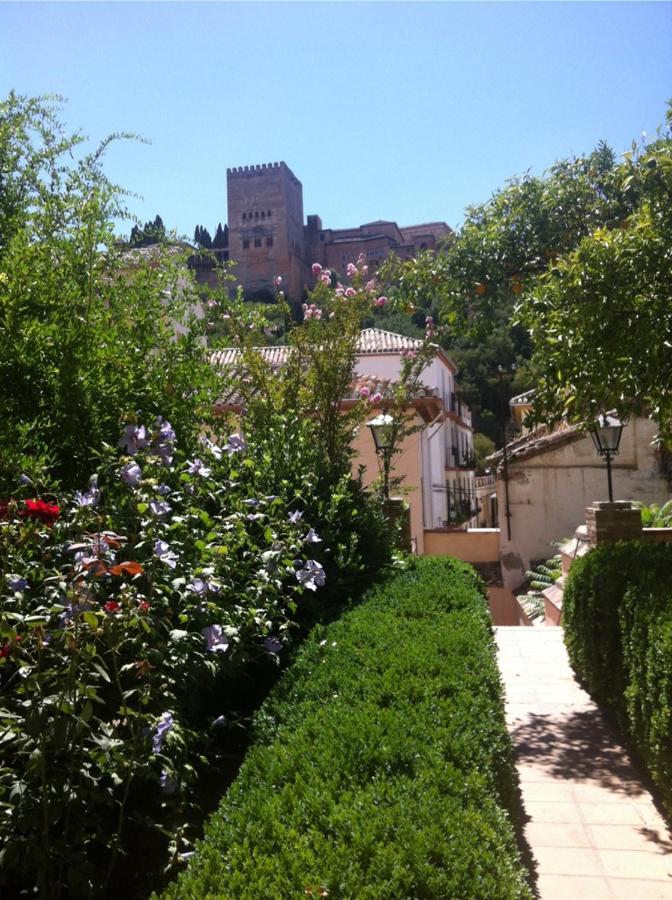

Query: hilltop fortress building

[223,161,452,300]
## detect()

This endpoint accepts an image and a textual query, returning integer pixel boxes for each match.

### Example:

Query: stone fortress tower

[224,161,453,301]
[226,162,308,302]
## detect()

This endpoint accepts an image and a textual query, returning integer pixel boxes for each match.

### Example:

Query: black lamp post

[367,413,395,498]
[589,414,625,503]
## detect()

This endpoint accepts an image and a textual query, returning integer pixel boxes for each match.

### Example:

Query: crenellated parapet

[227,162,285,177]
[226,161,301,187]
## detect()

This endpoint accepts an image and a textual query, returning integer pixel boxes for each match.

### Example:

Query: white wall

[498,417,670,589]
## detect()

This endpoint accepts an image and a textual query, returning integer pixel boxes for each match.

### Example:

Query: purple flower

[149,499,172,518]
[296,560,326,592]
[243,498,259,507]
[158,447,173,467]
[202,624,229,653]
[155,416,176,446]
[288,510,303,524]
[200,436,223,460]
[19,473,33,486]
[186,458,211,477]
[59,599,93,625]
[212,714,227,728]
[152,712,174,754]
[224,433,245,455]
[157,484,171,496]
[246,513,263,521]
[160,770,177,794]
[7,575,27,592]
[154,539,178,568]
[121,462,142,486]
[264,636,283,655]
[303,528,322,544]
[119,424,148,456]
[187,577,208,595]
[74,475,100,508]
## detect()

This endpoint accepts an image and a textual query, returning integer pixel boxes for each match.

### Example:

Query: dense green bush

[563,541,672,814]
[163,557,532,899]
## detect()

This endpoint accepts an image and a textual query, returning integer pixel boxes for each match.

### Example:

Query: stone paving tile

[535,873,613,899]
[495,626,672,899]
[609,878,672,898]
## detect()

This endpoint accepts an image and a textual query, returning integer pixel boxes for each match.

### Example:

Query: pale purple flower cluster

[304,528,322,544]
[118,418,175,468]
[121,462,142,486]
[152,712,174,754]
[186,577,220,596]
[74,474,101,508]
[264,635,283,655]
[200,435,223,460]
[7,575,27,592]
[119,424,148,456]
[149,499,172,518]
[154,539,178,568]
[296,559,326,591]
[154,416,176,467]
[186,458,211,477]
[225,433,245,455]
[202,624,229,653]
[287,510,303,525]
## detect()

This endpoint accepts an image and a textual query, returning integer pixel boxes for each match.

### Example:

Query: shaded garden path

[496,626,672,899]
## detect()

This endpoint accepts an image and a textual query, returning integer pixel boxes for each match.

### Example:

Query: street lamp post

[367,413,395,499]
[589,414,625,503]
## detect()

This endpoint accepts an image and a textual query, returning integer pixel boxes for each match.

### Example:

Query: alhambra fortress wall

[207,161,453,299]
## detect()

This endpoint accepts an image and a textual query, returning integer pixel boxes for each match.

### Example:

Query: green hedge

[162,557,531,899]
[563,541,672,814]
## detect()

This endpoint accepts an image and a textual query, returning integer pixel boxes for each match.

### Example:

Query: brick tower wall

[226,162,308,301]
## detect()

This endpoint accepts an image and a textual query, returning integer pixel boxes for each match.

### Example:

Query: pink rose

[359,386,371,399]
[311,263,322,276]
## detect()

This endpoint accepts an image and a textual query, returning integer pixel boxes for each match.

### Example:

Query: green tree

[380,138,637,443]
[0,93,224,489]
[193,224,212,248]
[519,109,672,441]
[212,222,227,249]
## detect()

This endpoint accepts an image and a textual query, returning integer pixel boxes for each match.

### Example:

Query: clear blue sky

[2,2,670,238]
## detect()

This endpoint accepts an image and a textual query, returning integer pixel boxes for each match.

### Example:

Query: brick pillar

[383,497,412,553]
[585,501,643,547]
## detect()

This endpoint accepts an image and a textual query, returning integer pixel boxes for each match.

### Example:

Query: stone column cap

[591,501,634,510]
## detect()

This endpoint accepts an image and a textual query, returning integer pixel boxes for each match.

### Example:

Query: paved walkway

[495,626,672,899]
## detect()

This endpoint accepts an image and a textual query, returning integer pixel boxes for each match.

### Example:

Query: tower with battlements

[226,162,308,302]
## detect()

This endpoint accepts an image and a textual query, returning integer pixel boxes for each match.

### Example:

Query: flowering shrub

[0,419,329,896]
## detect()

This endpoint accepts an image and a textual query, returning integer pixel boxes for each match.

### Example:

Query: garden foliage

[163,557,532,900]
[563,541,672,815]
[0,416,369,895]
[0,92,223,491]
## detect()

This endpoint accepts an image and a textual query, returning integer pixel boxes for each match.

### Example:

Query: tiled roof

[210,345,289,368]
[356,328,424,353]
[211,329,425,368]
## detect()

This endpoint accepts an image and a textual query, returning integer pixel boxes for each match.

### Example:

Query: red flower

[21,499,60,526]
[137,600,150,614]
[0,642,10,659]
[104,600,121,614]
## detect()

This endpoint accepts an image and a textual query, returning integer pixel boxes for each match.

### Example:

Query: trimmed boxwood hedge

[563,541,672,815]
[162,557,532,899]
